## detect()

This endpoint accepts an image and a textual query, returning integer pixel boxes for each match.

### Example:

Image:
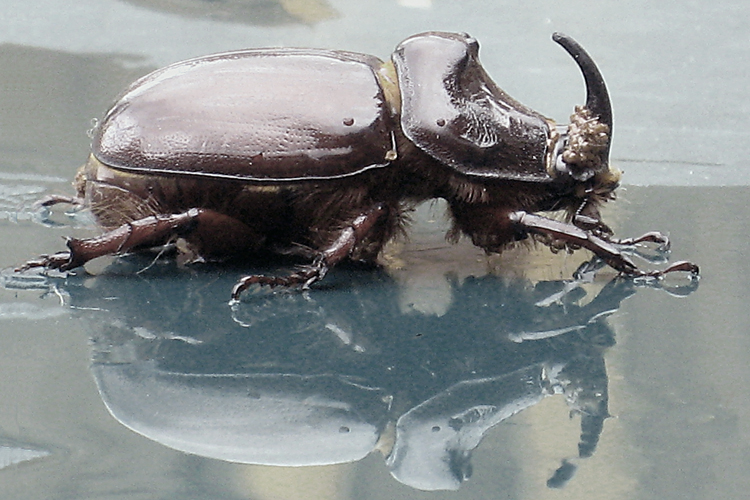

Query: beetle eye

[553,137,571,177]
[555,154,569,176]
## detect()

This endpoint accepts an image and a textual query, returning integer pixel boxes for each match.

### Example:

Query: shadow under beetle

[20,31,699,300]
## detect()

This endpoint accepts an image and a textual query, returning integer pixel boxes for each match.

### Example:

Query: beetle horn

[552,33,612,132]
[552,33,612,179]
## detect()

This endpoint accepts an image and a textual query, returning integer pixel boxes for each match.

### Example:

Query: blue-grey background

[1,1,748,499]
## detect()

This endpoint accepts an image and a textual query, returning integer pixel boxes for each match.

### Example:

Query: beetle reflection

[39,256,645,491]
[123,0,338,26]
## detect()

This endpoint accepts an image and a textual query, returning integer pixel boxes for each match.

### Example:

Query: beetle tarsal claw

[609,231,671,252]
[16,251,75,273]
[33,194,86,210]
[229,262,328,303]
[630,260,701,281]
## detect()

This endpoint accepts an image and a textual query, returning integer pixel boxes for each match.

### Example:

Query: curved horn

[552,33,613,134]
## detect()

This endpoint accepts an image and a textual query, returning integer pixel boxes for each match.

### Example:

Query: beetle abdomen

[94,49,397,182]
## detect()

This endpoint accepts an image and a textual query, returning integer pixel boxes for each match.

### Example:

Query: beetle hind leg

[33,194,86,210]
[18,209,204,273]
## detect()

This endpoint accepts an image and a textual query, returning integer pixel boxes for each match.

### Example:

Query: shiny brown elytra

[20,32,698,301]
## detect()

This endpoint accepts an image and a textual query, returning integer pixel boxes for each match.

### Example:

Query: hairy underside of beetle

[73,155,413,265]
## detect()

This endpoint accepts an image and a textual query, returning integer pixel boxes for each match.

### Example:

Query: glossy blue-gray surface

[1,1,748,499]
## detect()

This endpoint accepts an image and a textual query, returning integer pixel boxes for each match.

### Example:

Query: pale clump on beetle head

[563,106,610,180]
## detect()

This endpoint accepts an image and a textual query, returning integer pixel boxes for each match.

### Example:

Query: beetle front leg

[230,203,389,301]
[510,211,699,278]
[570,199,672,252]
[610,231,670,251]
[18,209,202,272]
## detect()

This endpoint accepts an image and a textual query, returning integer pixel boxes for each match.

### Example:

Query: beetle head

[393,32,619,193]
[550,33,617,188]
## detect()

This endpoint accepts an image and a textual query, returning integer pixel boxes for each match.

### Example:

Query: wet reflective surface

[2,1,749,499]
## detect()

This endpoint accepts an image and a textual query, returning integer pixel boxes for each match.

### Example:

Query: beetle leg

[572,200,670,251]
[33,194,86,209]
[573,200,613,236]
[509,211,699,278]
[230,203,389,301]
[573,213,612,236]
[18,209,202,272]
[229,263,325,300]
[609,231,670,251]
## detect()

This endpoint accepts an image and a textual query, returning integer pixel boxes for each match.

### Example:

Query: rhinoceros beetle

[20,31,698,300]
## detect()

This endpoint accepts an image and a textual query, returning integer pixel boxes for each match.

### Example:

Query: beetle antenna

[552,33,613,141]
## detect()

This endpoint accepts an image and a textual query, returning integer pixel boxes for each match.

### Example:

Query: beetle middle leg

[230,203,389,301]
[510,211,699,278]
